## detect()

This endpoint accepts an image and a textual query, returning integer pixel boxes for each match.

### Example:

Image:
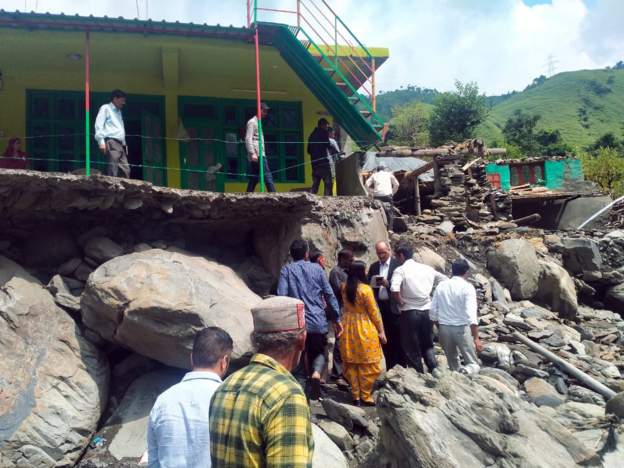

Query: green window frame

[178,97,304,185]
[26,90,166,185]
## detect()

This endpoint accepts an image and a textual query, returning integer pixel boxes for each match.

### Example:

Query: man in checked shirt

[209,296,314,467]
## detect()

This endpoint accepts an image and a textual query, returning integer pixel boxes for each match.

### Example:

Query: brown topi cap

[251,296,306,333]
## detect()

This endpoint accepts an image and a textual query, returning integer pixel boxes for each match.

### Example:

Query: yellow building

[0,9,388,192]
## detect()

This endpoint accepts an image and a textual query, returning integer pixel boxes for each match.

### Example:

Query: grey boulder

[312,423,348,468]
[604,282,624,313]
[561,238,602,275]
[84,236,124,264]
[368,366,597,467]
[81,249,259,369]
[487,239,541,300]
[0,256,109,468]
[535,260,578,319]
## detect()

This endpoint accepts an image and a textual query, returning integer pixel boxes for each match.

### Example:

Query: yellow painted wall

[0,28,332,191]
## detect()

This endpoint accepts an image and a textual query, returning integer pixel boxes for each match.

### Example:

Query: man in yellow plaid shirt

[209,296,314,467]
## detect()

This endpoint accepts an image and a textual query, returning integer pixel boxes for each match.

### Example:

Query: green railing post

[84,30,91,176]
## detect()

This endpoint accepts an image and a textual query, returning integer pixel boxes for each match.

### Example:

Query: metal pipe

[577,195,624,230]
[254,24,265,193]
[84,30,91,176]
[512,332,616,400]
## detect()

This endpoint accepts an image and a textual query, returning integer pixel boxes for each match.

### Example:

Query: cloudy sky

[4,0,623,95]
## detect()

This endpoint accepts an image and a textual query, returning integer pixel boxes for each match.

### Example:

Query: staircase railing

[249,0,379,114]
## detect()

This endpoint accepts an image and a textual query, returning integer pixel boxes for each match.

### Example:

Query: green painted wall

[544,159,583,190]
[485,163,511,191]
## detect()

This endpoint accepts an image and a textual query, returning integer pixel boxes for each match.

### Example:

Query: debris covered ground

[0,170,623,467]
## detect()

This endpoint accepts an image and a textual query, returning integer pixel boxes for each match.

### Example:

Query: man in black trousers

[367,241,405,370]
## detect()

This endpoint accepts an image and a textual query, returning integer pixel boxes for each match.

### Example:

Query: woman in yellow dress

[340,261,387,406]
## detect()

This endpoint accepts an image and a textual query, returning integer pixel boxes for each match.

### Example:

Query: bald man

[367,241,405,370]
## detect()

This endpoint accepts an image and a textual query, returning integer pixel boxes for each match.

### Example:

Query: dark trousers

[375,195,394,232]
[311,165,333,196]
[399,309,437,373]
[305,332,327,375]
[330,340,343,378]
[246,158,276,192]
[378,300,405,370]
[105,139,130,178]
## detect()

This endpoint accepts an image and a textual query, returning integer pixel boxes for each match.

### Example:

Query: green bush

[581,148,624,197]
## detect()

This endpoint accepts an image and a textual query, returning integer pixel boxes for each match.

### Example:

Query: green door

[179,119,224,191]
[141,111,167,186]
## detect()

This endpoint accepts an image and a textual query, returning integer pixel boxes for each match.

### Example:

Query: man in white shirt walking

[147,327,233,468]
[390,242,447,373]
[365,164,399,232]
[94,89,130,178]
[430,258,482,372]
[245,102,276,192]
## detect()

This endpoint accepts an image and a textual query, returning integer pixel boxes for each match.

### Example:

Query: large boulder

[367,366,598,467]
[487,239,541,300]
[79,369,183,467]
[535,261,578,319]
[81,249,259,369]
[0,256,109,467]
[561,238,602,275]
[413,246,446,273]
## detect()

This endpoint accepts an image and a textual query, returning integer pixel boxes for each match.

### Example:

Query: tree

[428,81,488,146]
[502,110,572,156]
[387,102,430,147]
[502,109,541,154]
[581,147,624,197]
[587,132,623,154]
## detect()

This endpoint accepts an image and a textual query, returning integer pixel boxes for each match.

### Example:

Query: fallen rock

[81,248,259,368]
[84,236,124,264]
[567,385,606,406]
[535,261,579,319]
[46,274,82,311]
[561,238,602,275]
[58,257,82,276]
[317,419,354,450]
[79,369,183,467]
[312,423,348,468]
[487,239,541,300]
[413,246,446,273]
[604,282,624,313]
[321,398,370,432]
[524,377,565,408]
[369,366,597,467]
[606,392,624,419]
[0,256,109,467]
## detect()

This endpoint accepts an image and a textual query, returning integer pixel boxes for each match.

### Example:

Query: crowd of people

[146,238,483,467]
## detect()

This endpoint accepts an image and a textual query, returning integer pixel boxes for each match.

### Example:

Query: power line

[544,54,558,77]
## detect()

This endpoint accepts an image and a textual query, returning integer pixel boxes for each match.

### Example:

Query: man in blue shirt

[147,327,233,468]
[277,239,341,399]
[94,89,130,178]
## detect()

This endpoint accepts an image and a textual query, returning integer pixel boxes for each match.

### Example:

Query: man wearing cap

[209,297,313,467]
[307,118,333,196]
[245,103,276,193]
[277,239,341,399]
[365,163,399,233]
[430,258,482,372]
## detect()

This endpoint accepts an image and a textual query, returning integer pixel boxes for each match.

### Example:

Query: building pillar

[162,47,180,188]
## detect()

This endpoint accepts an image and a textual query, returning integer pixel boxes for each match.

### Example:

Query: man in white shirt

[390,242,447,373]
[245,102,276,192]
[94,89,130,178]
[365,164,399,232]
[430,259,482,372]
[147,327,233,468]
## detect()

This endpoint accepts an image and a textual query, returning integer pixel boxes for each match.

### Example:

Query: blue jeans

[246,158,276,192]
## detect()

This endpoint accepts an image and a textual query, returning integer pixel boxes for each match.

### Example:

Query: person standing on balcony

[245,102,276,193]
[94,89,130,178]
[308,118,333,196]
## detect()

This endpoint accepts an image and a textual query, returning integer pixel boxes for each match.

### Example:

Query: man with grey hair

[147,327,233,468]
[365,163,399,232]
[210,296,313,467]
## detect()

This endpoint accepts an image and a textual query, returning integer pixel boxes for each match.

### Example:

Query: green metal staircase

[253,1,386,147]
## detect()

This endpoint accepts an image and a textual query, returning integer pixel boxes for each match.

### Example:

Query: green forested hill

[377,69,624,149]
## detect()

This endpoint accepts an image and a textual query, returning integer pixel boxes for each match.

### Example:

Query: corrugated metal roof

[0,10,251,39]
[361,152,433,181]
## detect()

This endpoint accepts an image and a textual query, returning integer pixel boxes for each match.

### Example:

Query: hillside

[377,69,624,149]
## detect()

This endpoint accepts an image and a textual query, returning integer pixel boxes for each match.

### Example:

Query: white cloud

[2,0,623,95]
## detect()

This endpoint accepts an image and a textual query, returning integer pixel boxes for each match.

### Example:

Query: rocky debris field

[0,171,623,467]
